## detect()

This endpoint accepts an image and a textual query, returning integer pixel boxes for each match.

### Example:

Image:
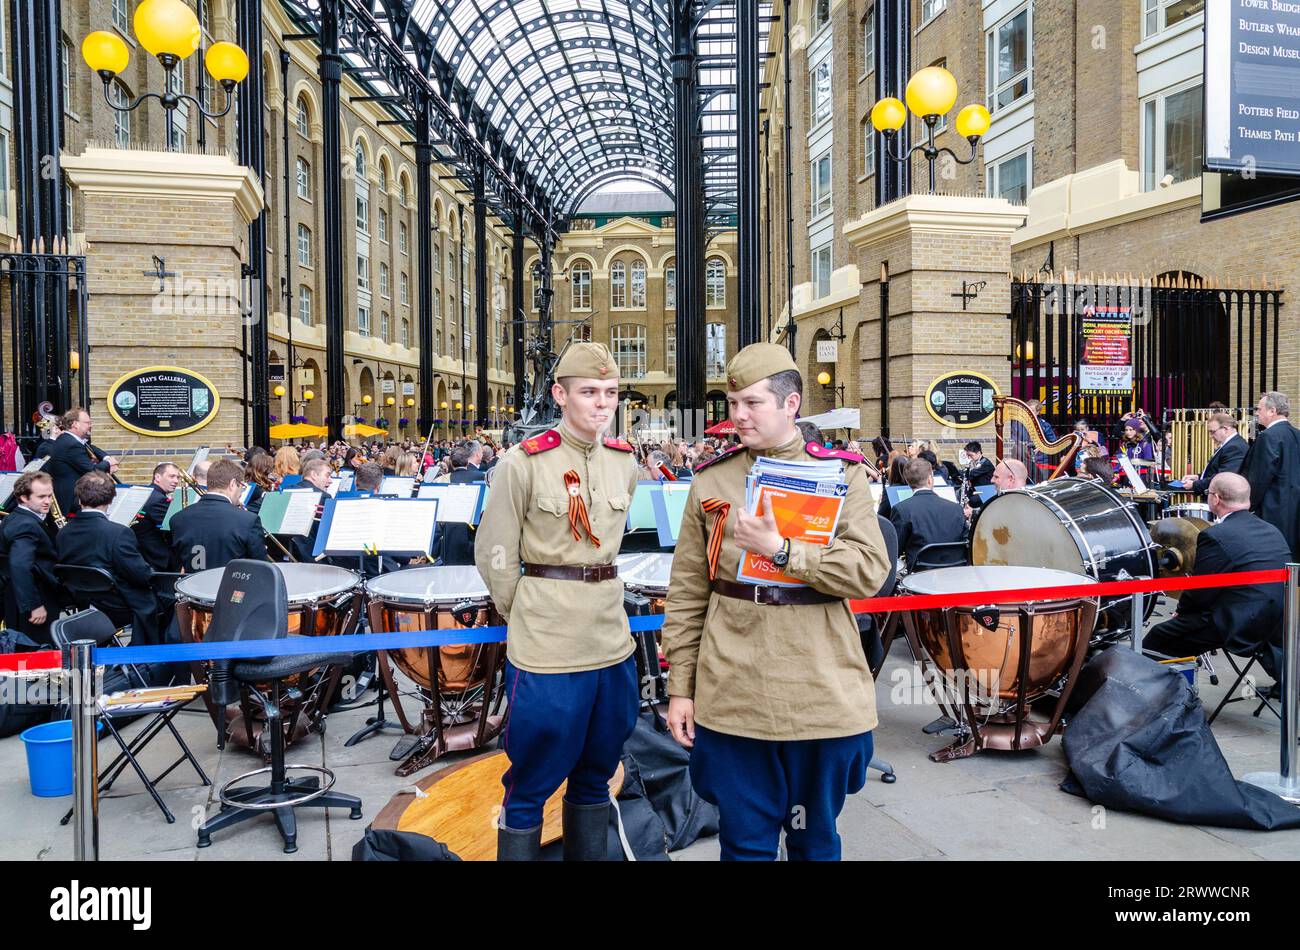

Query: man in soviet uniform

[662,342,890,860]
[475,342,641,861]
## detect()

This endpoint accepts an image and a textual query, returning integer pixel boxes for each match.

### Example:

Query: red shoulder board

[805,441,863,464]
[694,443,746,473]
[522,429,561,456]
[602,436,635,453]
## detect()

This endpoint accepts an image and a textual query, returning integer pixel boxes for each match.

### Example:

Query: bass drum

[971,478,1156,632]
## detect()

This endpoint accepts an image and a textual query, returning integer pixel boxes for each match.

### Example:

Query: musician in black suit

[57,471,163,647]
[962,441,995,490]
[133,462,180,571]
[45,407,119,515]
[1190,413,1247,496]
[288,457,333,562]
[890,458,968,572]
[170,459,268,572]
[0,472,60,646]
[1144,473,1292,679]
[1244,392,1300,558]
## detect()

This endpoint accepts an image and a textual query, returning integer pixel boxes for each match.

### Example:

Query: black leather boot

[497,822,542,861]
[562,799,611,861]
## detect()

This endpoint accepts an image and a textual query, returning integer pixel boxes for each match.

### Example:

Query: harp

[994,396,1083,480]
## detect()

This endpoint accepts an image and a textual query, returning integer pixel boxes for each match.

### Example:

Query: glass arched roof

[280,0,769,227]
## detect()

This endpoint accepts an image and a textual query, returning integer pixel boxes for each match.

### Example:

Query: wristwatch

[771,538,791,568]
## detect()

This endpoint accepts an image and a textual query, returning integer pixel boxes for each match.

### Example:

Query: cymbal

[1147,516,1210,599]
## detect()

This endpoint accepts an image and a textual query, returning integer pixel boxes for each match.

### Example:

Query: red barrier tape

[847,568,1288,614]
[0,650,61,672]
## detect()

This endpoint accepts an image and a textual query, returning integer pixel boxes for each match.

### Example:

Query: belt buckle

[582,565,600,582]
[752,585,765,604]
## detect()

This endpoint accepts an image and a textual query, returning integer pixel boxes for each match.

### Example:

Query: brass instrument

[33,412,68,529]
[993,396,1083,480]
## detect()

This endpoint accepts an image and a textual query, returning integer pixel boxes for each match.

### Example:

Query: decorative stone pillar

[844,194,1026,447]
[62,147,265,481]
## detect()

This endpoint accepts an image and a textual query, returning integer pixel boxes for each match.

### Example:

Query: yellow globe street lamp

[440,401,449,410]
[386,396,395,407]
[273,384,286,398]
[870,65,990,194]
[303,389,314,401]
[406,397,415,407]
[82,0,249,151]
[362,394,372,405]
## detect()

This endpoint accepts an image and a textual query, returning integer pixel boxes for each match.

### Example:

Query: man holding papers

[662,342,891,861]
[475,342,640,862]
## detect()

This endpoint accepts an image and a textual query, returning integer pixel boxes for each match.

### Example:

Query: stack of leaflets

[738,456,847,587]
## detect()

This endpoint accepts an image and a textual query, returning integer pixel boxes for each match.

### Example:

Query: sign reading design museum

[1205,0,1300,178]
[107,366,220,437]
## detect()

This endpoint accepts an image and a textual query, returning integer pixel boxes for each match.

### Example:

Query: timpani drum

[1164,502,1215,523]
[618,553,674,703]
[174,563,362,750]
[364,566,507,776]
[899,566,1099,762]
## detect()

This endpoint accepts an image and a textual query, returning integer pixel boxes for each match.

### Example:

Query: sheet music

[0,472,21,505]
[326,477,343,497]
[415,483,483,523]
[187,447,209,477]
[105,485,155,526]
[319,498,439,555]
[279,490,321,535]
[379,476,415,497]
[21,458,47,473]
[1117,455,1147,493]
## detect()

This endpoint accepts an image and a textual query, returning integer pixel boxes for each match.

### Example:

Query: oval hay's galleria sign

[924,372,999,429]
[107,365,220,437]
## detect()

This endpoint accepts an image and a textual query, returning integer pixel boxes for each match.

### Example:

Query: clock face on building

[924,372,1000,428]
[106,365,221,437]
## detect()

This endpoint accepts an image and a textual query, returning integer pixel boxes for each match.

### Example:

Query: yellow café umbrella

[343,422,389,438]
[269,422,328,440]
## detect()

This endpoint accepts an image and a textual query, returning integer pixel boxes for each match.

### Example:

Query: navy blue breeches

[499,655,639,830]
[690,724,873,861]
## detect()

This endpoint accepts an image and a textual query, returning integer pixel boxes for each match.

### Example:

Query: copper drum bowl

[899,566,1099,759]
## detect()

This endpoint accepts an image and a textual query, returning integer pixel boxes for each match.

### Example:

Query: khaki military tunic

[475,424,640,674]
[661,432,891,741]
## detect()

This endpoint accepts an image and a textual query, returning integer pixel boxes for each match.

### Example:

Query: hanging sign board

[816,340,838,362]
[107,365,220,437]
[924,372,1000,428]
[1079,306,1134,395]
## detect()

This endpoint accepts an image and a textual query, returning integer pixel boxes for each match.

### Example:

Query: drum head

[618,553,674,594]
[971,492,1090,575]
[900,565,1096,597]
[175,562,359,606]
[365,566,489,605]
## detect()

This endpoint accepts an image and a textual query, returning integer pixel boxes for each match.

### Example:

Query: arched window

[706,257,726,308]
[378,160,388,194]
[610,261,627,308]
[665,263,676,310]
[611,324,647,379]
[401,318,411,348]
[630,260,647,308]
[354,143,367,177]
[295,95,310,137]
[571,262,592,310]
[399,176,409,206]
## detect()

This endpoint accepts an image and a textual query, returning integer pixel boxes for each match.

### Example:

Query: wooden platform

[371,750,624,860]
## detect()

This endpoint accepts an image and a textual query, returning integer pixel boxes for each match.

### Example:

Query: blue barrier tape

[91,613,666,666]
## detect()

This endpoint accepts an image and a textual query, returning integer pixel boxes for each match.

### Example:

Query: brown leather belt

[521,562,619,583]
[710,578,840,606]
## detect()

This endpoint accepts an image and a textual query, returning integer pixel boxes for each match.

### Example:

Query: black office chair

[910,541,970,573]
[195,559,362,854]
[50,608,210,824]
[54,564,130,629]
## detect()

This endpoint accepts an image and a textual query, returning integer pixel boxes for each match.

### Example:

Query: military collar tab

[522,429,562,456]
[805,442,864,464]
[694,443,746,473]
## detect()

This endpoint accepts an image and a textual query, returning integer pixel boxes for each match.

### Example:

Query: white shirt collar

[1268,418,1289,428]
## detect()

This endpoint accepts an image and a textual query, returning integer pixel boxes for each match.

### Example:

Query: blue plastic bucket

[20,719,102,798]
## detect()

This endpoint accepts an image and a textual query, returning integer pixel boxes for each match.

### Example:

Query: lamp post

[817,371,846,409]
[82,0,249,151]
[870,66,991,194]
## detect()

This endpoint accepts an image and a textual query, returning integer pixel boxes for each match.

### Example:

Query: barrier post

[1131,590,1146,653]
[1244,562,1300,804]
[70,639,99,861]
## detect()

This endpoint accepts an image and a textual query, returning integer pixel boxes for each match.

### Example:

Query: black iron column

[736,0,760,347]
[673,0,706,422]
[782,0,796,357]
[318,2,347,443]
[415,98,435,434]
[473,163,490,423]
[10,0,68,433]
[511,208,527,414]
[237,0,270,448]
[878,0,912,205]
[281,47,295,408]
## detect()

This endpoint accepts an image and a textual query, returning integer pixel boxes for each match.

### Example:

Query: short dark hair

[60,406,89,430]
[1083,456,1113,481]
[354,461,384,492]
[13,471,51,501]
[918,449,940,471]
[153,462,178,480]
[766,370,803,406]
[207,459,245,491]
[301,458,332,482]
[75,470,117,509]
[449,446,471,469]
[902,457,933,489]
[964,441,982,454]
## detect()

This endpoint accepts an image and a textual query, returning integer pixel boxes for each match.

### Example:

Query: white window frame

[400,222,408,255]
[665,265,676,310]
[298,285,312,325]
[812,0,830,32]
[379,262,390,298]
[862,7,874,77]
[611,324,647,379]
[987,146,1032,204]
[1140,78,1203,192]
[810,56,833,128]
[572,263,592,310]
[167,67,188,151]
[111,81,131,148]
[810,150,832,219]
[381,311,391,342]
[358,305,371,338]
[705,258,727,309]
[297,224,312,267]
[62,39,71,114]
[706,323,727,378]
[296,157,311,199]
[610,260,627,309]
[401,272,409,306]
[0,131,9,219]
[630,260,647,309]
[296,97,310,137]
[862,120,876,177]
[402,318,410,348]
[112,0,129,33]
[921,0,946,26]
[986,4,1033,115]
[356,254,370,291]
[665,324,676,373]
[434,288,441,322]
[378,208,388,243]
[355,187,369,234]
[1143,0,1204,39]
[811,241,832,298]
